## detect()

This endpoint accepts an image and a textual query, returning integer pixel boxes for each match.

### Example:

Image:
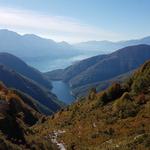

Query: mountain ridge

[0,53,64,114]
[74,36,150,53]
[0,29,80,61]
[46,44,150,97]
[0,52,52,89]
[0,64,63,114]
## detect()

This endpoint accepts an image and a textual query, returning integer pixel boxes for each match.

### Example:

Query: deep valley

[0,3,150,148]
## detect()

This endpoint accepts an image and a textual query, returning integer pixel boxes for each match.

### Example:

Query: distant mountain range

[74,36,150,54]
[46,44,150,96]
[0,29,150,149]
[1,29,150,67]
[0,29,79,61]
[0,53,63,114]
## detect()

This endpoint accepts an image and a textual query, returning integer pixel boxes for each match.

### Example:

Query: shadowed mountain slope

[0,52,52,89]
[0,65,63,114]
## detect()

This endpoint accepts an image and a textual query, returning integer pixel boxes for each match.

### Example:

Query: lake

[51,81,75,104]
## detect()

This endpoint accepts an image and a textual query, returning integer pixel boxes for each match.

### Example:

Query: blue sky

[0,0,150,43]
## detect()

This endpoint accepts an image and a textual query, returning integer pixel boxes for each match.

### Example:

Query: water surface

[52,81,75,104]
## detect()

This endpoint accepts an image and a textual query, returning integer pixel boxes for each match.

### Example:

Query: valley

[31,60,150,150]
[0,1,150,149]
[0,31,150,150]
[0,27,150,150]
[46,44,150,98]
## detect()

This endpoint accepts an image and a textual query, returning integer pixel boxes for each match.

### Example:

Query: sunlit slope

[36,60,150,150]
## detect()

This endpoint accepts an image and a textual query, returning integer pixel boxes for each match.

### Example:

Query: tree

[107,83,122,100]
[88,88,97,100]
[98,91,108,105]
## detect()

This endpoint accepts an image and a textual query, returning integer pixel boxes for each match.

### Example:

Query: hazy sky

[0,0,150,43]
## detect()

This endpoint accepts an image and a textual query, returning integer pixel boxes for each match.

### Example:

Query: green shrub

[88,88,97,100]
[114,92,138,118]
[132,75,150,94]
[96,91,108,106]
[107,83,122,100]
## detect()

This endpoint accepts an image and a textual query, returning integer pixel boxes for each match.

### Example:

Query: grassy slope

[33,60,150,150]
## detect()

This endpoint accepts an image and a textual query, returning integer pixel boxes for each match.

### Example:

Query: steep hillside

[72,71,132,97]
[66,44,150,87]
[46,44,150,96]
[0,82,59,150]
[0,52,52,89]
[36,60,150,150]
[0,82,46,149]
[0,65,63,114]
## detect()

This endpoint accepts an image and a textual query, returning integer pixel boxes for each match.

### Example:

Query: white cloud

[0,7,120,43]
